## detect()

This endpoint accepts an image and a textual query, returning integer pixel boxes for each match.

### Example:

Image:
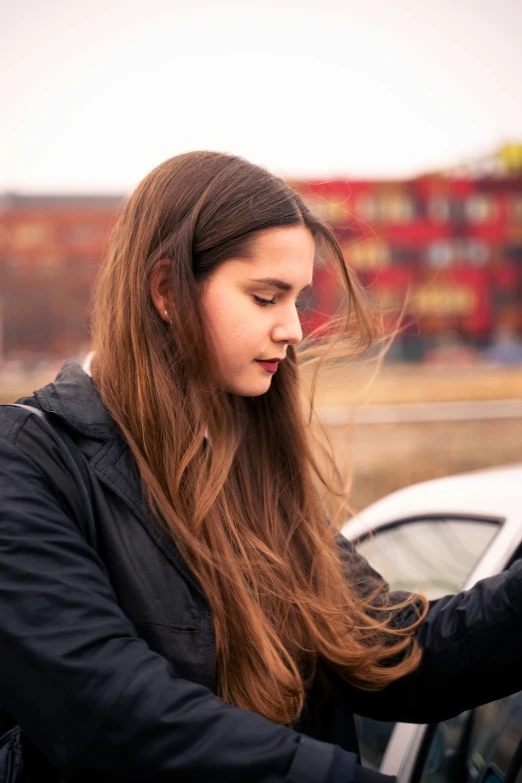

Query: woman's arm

[336,535,522,723]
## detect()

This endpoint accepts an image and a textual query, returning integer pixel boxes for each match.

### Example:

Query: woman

[1,151,522,783]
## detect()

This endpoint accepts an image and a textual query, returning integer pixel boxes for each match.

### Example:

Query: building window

[465,239,489,266]
[508,196,522,224]
[345,239,390,271]
[12,222,52,249]
[427,241,453,268]
[67,224,101,245]
[504,245,522,263]
[381,194,415,223]
[428,197,450,223]
[466,195,497,223]
[355,194,414,224]
[304,194,351,226]
[449,201,467,222]
[391,246,417,265]
[414,285,476,317]
[428,239,489,268]
[355,194,379,223]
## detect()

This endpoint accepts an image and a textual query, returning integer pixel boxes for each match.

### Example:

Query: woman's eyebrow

[247,277,312,293]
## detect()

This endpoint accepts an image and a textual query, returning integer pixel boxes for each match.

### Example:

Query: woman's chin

[226,377,273,397]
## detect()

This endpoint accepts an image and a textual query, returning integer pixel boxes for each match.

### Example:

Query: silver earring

[164,309,172,325]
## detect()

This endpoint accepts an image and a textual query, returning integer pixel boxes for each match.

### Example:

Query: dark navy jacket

[1,361,522,782]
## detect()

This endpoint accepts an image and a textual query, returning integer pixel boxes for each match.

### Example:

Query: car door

[413,546,522,783]
[350,515,501,773]
[414,693,522,782]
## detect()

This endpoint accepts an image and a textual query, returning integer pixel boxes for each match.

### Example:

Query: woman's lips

[255,359,280,374]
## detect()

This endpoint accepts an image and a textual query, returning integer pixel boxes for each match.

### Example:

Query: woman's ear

[149,259,173,324]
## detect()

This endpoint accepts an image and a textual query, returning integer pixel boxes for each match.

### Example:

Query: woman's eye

[253,295,276,307]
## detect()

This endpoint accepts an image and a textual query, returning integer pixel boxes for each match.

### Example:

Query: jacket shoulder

[0,398,44,447]
[0,401,80,502]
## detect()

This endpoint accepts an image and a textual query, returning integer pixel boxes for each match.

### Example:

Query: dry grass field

[2,361,521,513]
[303,361,522,512]
[327,416,522,514]
[302,361,522,406]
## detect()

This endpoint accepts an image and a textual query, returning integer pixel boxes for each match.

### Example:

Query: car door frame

[367,510,522,781]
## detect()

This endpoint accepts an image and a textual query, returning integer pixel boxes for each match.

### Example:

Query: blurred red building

[0,194,121,361]
[1,147,521,363]
[296,145,522,360]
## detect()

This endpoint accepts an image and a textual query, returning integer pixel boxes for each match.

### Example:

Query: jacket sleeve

[336,534,522,724]
[0,417,349,783]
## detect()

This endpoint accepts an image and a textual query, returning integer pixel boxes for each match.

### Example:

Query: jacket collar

[33,360,207,598]
[34,360,117,440]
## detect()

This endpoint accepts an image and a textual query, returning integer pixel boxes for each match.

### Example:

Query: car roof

[343,463,522,540]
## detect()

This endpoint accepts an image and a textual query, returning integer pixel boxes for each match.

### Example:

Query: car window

[356,518,499,599]
[354,517,500,771]
[419,543,522,783]
[419,692,522,782]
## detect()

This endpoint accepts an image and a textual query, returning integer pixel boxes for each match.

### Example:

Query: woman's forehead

[223,226,315,282]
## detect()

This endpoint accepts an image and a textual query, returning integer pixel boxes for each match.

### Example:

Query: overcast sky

[1,0,521,192]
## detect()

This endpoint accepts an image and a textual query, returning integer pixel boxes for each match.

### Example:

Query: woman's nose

[271,307,303,346]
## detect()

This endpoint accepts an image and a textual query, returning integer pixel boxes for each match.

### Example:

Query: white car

[341,463,522,783]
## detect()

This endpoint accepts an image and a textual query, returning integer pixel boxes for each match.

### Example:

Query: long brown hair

[91,151,427,725]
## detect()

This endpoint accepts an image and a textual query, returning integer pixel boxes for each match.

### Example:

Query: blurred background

[1,0,521,511]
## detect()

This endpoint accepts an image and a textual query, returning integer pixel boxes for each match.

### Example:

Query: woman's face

[199,225,315,396]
